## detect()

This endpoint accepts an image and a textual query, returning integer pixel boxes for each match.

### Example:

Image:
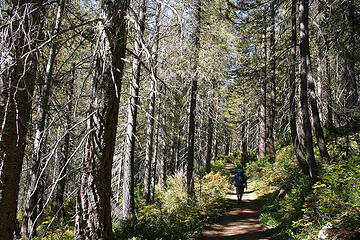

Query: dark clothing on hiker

[234,169,247,202]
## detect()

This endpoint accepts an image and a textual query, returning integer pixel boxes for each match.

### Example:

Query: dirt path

[198,164,270,240]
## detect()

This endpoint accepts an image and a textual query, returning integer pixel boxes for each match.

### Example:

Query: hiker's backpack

[235,171,246,187]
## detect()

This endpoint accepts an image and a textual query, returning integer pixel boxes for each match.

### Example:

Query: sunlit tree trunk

[299,0,317,178]
[290,0,308,174]
[150,107,160,202]
[0,2,42,239]
[304,3,331,165]
[75,0,129,239]
[122,0,147,221]
[259,5,267,159]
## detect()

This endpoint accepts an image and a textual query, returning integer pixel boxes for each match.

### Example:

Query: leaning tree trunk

[186,0,201,198]
[299,0,317,178]
[75,0,129,239]
[308,60,331,164]
[0,2,42,239]
[22,1,64,237]
[122,0,147,221]
[300,0,330,165]
[267,0,276,162]
[289,0,309,174]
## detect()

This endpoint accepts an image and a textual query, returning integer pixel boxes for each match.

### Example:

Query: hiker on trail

[234,169,247,203]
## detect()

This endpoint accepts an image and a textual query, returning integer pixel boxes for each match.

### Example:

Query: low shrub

[113,171,230,240]
[210,157,229,176]
[247,145,313,239]
[252,134,360,240]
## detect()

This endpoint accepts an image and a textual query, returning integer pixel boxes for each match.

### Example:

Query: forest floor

[198,164,270,240]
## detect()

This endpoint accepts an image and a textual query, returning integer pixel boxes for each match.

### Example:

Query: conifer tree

[75,0,130,238]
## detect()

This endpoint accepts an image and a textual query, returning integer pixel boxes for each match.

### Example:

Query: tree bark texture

[267,0,276,162]
[205,104,214,174]
[0,2,42,239]
[258,5,267,159]
[75,0,129,239]
[302,1,331,165]
[122,0,147,221]
[186,0,201,198]
[290,0,309,174]
[299,0,317,178]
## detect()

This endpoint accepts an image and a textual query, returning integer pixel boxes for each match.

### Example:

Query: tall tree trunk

[158,87,167,192]
[143,67,156,203]
[0,2,42,239]
[144,1,161,204]
[267,0,276,162]
[150,111,160,202]
[213,117,219,162]
[55,62,75,219]
[290,0,309,174]
[242,120,248,154]
[186,0,201,198]
[259,5,267,159]
[224,134,231,156]
[305,3,331,165]
[175,126,182,171]
[122,0,147,221]
[75,0,129,239]
[22,1,64,237]
[205,104,214,174]
[299,0,317,178]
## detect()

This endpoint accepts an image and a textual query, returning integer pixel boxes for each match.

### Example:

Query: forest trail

[199,163,270,240]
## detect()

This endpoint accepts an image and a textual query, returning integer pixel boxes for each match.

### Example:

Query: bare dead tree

[122,0,147,222]
[0,1,44,239]
[21,1,65,237]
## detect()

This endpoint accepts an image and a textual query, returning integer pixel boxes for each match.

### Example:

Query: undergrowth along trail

[199,163,270,240]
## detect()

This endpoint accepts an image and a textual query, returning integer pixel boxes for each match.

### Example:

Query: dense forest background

[0,0,359,239]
